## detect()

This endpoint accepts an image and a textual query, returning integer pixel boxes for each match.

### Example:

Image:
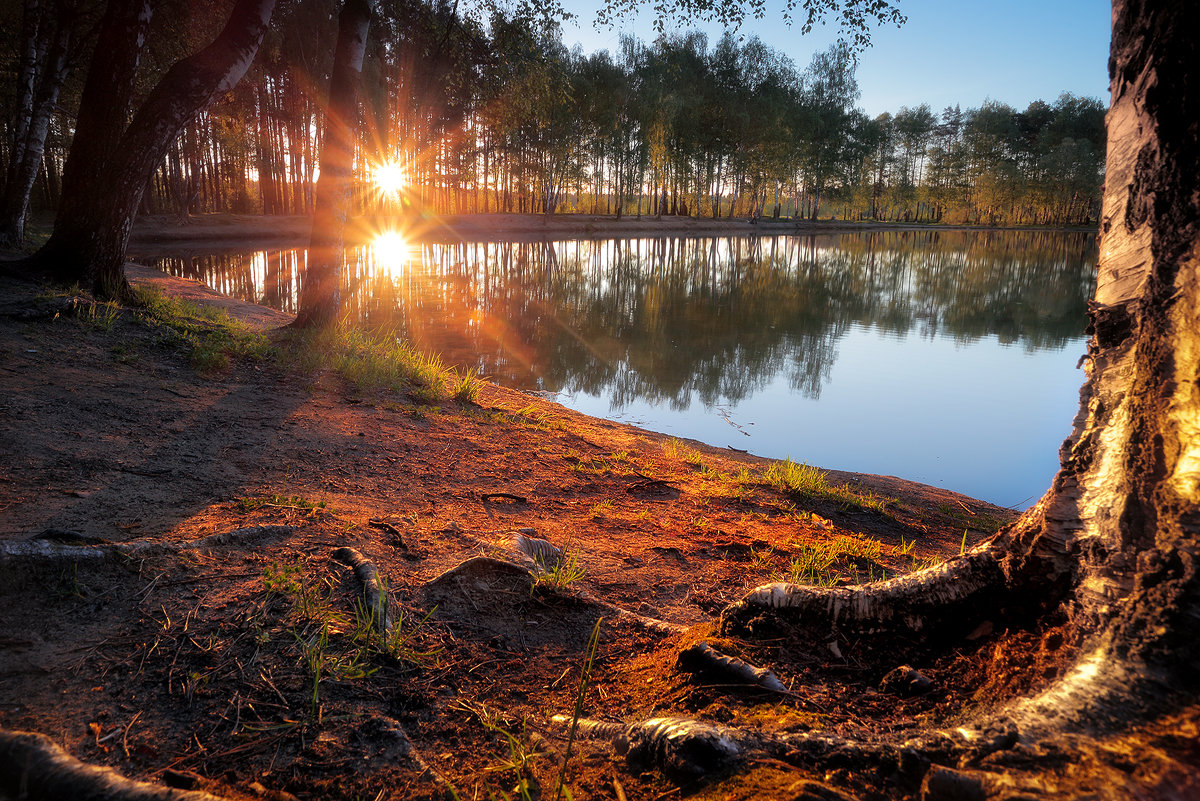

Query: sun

[372,161,407,195]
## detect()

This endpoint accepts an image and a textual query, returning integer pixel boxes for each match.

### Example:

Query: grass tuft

[278,324,480,403]
[131,286,272,371]
[762,458,892,513]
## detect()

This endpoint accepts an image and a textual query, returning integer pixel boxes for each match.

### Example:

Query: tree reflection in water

[142,230,1096,411]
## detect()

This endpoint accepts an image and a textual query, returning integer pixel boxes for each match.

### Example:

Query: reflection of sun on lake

[372,231,411,272]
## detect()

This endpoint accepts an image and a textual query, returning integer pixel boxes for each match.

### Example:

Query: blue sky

[557,0,1111,118]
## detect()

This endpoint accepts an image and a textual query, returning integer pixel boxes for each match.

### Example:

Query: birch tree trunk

[19,0,276,300]
[723,1,1200,731]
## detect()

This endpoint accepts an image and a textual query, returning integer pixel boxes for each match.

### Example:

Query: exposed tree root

[0,728,226,800]
[675,641,788,693]
[0,525,295,562]
[719,548,1007,638]
[331,546,392,631]
[550,715,747,784]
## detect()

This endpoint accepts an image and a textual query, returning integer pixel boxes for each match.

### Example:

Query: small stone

[879,665,933,697]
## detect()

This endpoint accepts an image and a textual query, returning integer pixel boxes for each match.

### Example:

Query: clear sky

[557,0,1111,118]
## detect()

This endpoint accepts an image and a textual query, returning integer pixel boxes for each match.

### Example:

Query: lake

[133,229,1097,509]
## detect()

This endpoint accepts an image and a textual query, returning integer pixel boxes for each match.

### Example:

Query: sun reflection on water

[372,231,412,274]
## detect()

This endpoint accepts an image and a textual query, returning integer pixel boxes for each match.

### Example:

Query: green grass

[132,286,272,371]
[762,458,892,513]
[664,437,712,473]
[261,562,434,720]
[779,534,887,586]
[237,494,331,515]
[531,546,587,592]
[277,324,483,403]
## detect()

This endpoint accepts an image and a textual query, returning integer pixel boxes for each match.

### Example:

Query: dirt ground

[0,231,1096,800]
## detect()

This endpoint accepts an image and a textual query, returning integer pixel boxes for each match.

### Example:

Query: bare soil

[1,236,1089,800]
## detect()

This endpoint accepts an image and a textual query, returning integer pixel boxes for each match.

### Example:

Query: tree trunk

[19,0,276,299]
[291,0,373,328]
[0,0,75,247]
[723,1,1200,741]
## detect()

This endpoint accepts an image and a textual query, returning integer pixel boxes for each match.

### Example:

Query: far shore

[128,211,1098,249]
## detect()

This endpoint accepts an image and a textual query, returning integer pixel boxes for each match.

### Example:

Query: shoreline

[128,211,1098,248]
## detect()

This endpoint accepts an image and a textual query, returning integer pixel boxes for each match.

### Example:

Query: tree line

[2,0,1105,239]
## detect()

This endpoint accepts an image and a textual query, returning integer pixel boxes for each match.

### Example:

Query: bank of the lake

[128,215,1095,508]
[130,211,1098,247]
[0,261,1025,800]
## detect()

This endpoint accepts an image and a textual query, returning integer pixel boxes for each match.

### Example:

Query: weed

[350,587,439,665]
[589,500,613,520]
[451,368,484,404]
[457,701,546,800]
[110,343,140,364]
[897,536,916,556]
[665,437,711,473]
[911,554,944,572]
[960,529,969,555]
[532,546,587,591]
[554,619,602,801]
[779,535,886,586]
[277,324,468,402]
[78,299,121,332]
[263,562,304,597]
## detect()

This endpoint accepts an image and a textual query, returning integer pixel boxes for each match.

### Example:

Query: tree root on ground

[720,548,1006,639]
[0,525,295,562]
[0,728,227,800]
[675,641,788,693]
[331,546,393,632]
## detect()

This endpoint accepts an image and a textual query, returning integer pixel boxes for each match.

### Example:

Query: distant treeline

[2,0,1104,227]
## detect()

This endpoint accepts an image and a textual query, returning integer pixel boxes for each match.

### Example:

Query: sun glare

[373,161,407,195]
[373,231,410,269]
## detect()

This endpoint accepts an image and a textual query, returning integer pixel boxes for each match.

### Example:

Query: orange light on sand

[373,161,407,195]
[373,230,410,269]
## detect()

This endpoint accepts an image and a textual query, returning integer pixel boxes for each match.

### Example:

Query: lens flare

[373,161,407,195]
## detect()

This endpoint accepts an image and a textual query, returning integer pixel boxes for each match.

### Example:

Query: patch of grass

[664,437,711,473]
[589,500,613,520]
[451,368,484,404]
[238,494,330,516]
[779,534,887,586]
[78,299,122,332]
[132,286,272,371]
[456,701,547,801]
[506,404,564,432]
[762,458,892,513]
[531,545,587,592]
[278,324,477,403]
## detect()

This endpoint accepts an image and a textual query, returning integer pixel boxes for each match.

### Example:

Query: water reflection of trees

[142,230,1096,407]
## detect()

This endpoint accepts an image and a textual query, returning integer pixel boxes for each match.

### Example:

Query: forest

[3,0,1105,236]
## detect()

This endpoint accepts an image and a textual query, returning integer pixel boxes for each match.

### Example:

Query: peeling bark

[720,549,1006,639]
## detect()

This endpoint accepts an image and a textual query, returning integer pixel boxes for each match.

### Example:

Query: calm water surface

[134,230,1097,508]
